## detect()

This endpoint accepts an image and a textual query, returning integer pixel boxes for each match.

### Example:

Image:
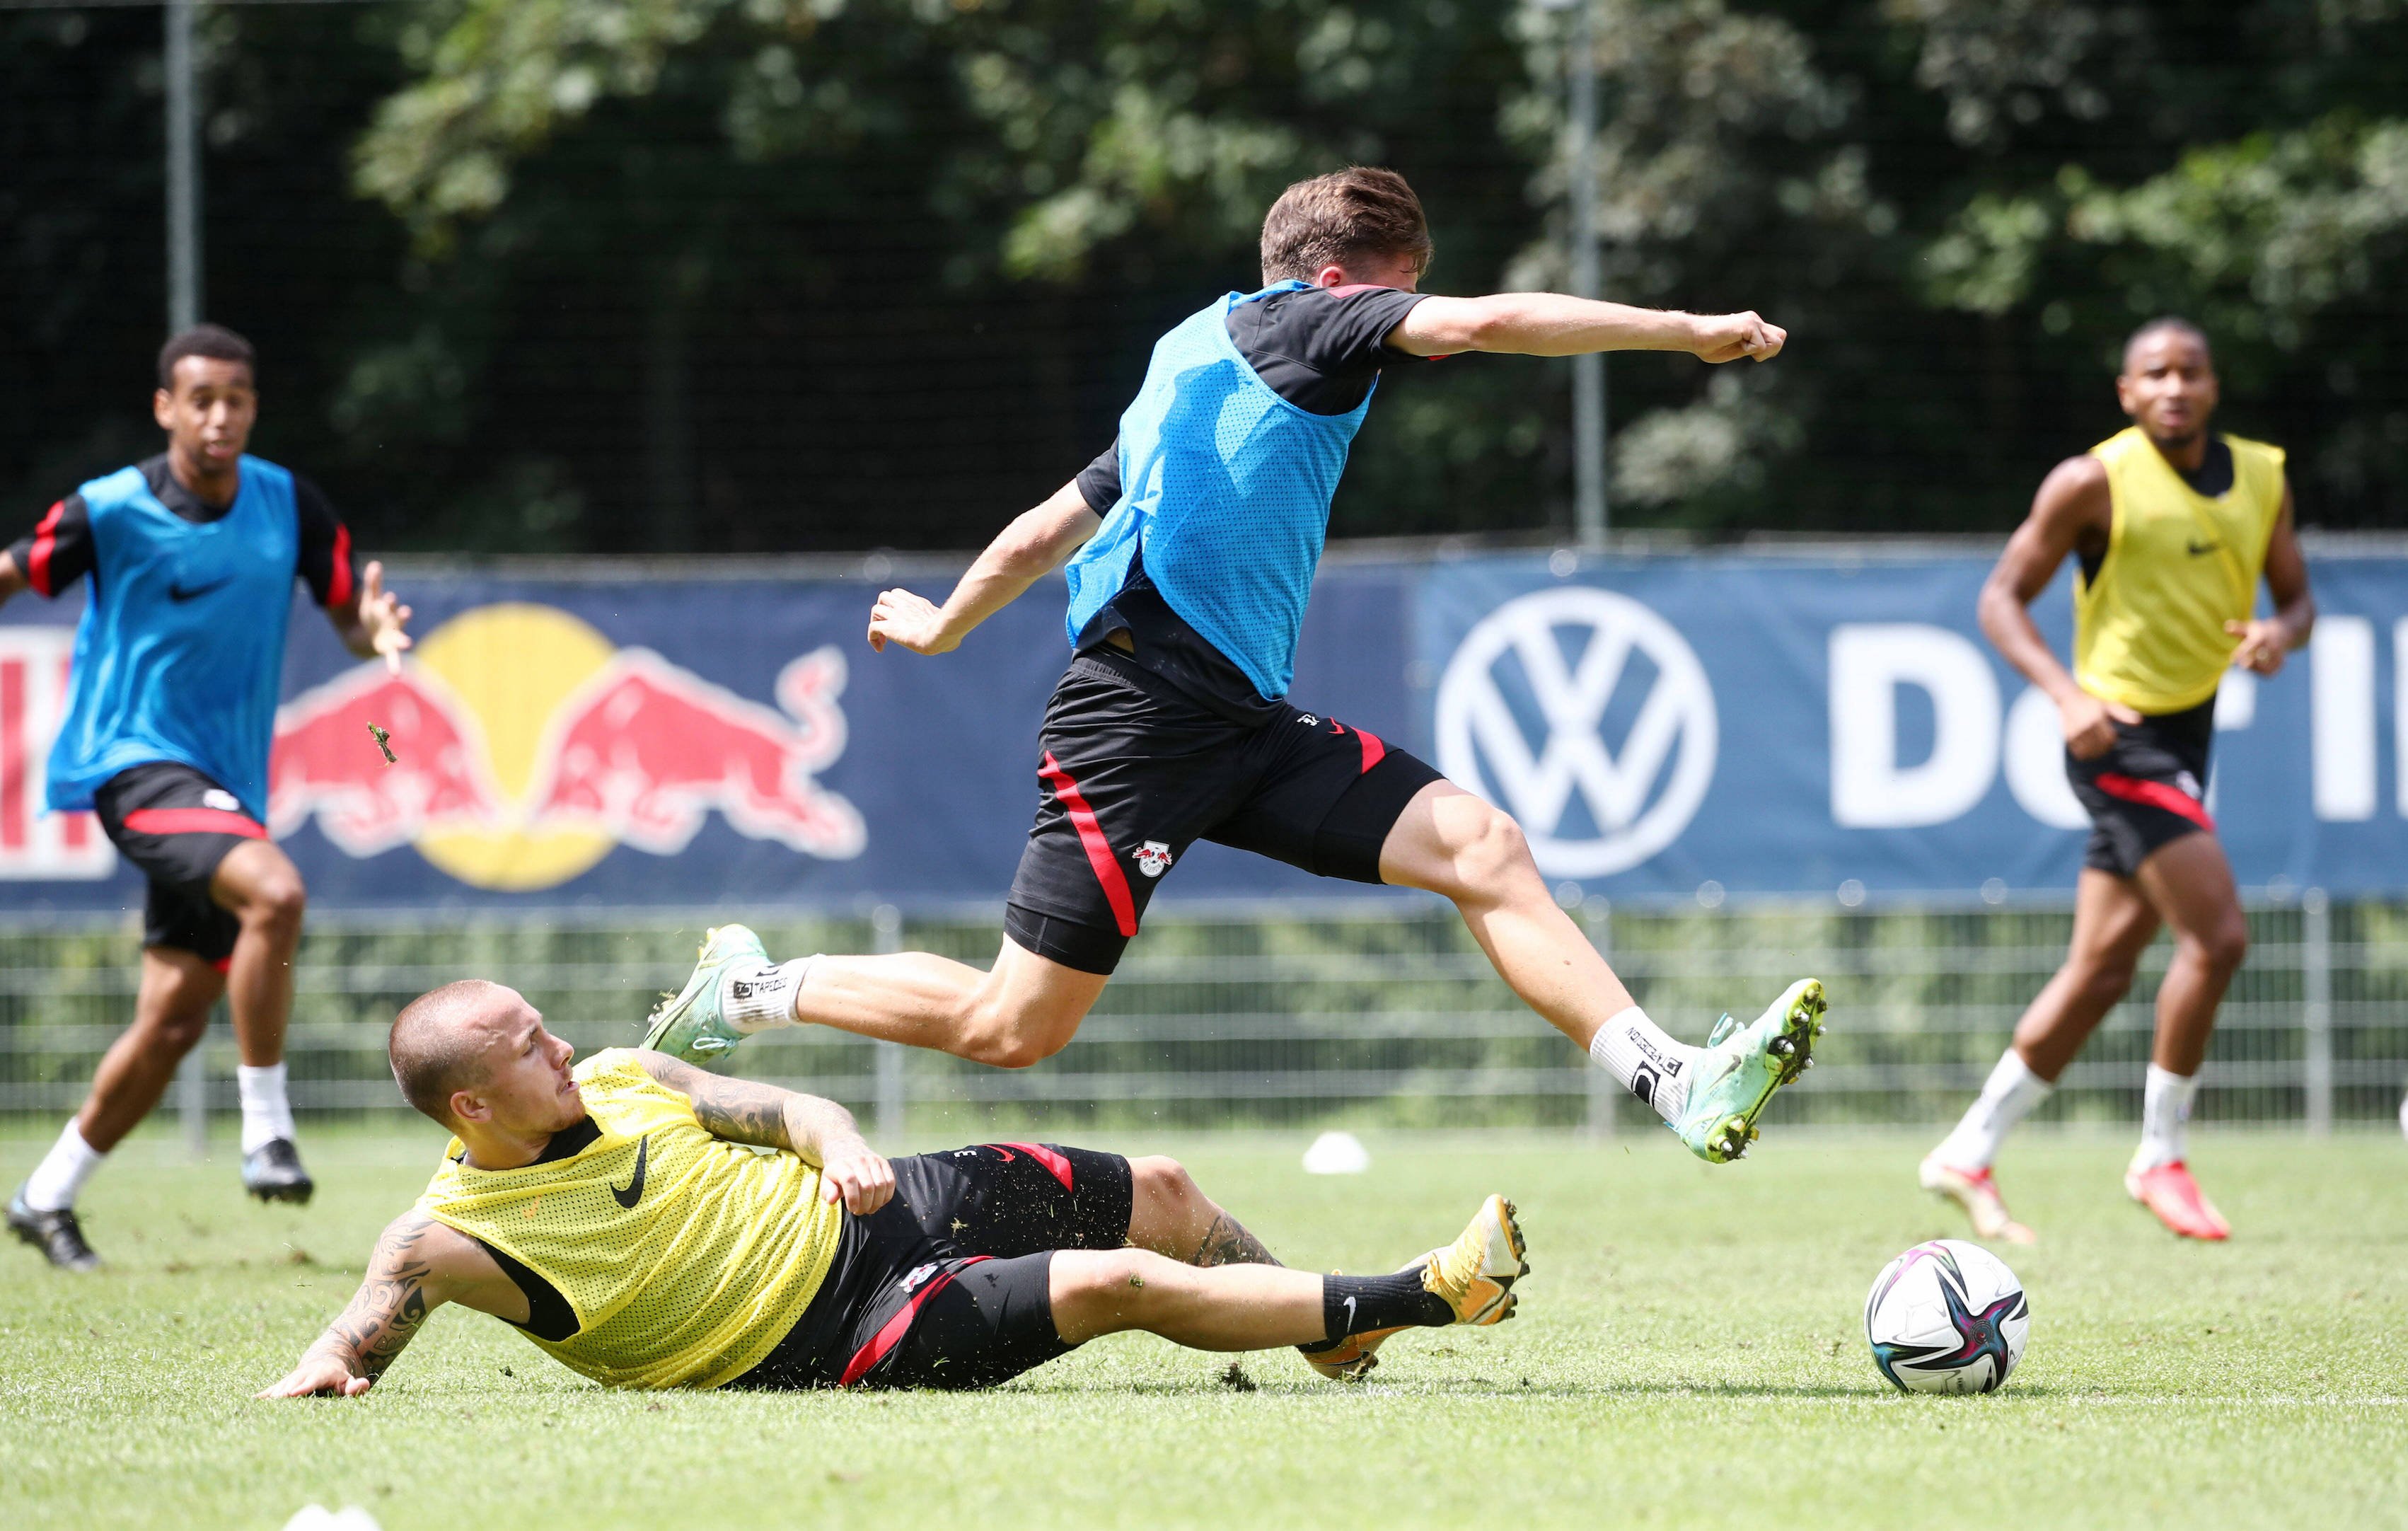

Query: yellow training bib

[417,1048,843,1390]
[2073,427,2286,715]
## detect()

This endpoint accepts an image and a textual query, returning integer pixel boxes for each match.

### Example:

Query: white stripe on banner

[2313,616,2376,823]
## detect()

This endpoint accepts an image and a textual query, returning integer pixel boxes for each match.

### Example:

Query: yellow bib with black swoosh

[415,1048,843,1390]
[2074,427,2287,715]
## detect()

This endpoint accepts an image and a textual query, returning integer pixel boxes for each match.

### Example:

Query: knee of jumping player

[2192,911,2250,977]
[238,869,308,940]
[953,997,1080,1070]
[1436,802,1539,901]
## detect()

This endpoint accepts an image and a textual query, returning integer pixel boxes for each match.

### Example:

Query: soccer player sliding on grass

[260,981,1526,1396]
[645,171,1829,1293]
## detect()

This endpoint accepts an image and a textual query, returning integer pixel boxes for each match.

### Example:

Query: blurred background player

[647,167,1827,1182]
[2,325,412,1271]
[1923,317,2313,1244]
[260,981,1526,1397]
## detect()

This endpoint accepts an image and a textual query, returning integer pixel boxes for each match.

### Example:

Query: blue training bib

[45,456,301,820]
[1063,282,1373,702]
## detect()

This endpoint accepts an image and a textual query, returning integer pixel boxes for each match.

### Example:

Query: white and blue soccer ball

[1863,1239,2030,1394]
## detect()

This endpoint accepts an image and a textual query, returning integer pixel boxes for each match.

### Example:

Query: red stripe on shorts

[122,807,268,839]
[1038,751,1138,937]
[997,1142,1075,1192]
[2094,773,2215,833]
[1353,724,1387,775]
[837,1255,993,1387]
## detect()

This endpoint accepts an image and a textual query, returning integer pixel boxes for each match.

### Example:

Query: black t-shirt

[6,454,359,608]
[463,1117,598,1343]
[1075,284,1433,723]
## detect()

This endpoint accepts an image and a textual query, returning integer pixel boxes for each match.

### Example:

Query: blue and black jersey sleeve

[1225,284,1434,416]
[6,494,95,598]
[291,475,359,611]
[1075,442,1123,514]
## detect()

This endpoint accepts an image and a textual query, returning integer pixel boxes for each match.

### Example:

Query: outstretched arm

[2228,480,2314,674]
[866,479,1100,657]
[1389,294,1783,363]
[327,559,414,674]
[257,1211,494,1398]
[634,1050,895,1214]
[0,550,22,608]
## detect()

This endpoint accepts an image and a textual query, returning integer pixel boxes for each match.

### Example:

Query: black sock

[1305,1273,1452,1349]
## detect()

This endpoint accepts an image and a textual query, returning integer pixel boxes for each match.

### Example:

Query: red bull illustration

[529,646,861,857]
[267,602,862,891]
[268,667,506,856]
[0,627,111,880]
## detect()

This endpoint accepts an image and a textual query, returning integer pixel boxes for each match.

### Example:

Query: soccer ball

[1863,1239,2030,1394]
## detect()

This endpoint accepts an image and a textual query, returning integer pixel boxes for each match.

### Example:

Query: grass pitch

[3,1129,2402,1530]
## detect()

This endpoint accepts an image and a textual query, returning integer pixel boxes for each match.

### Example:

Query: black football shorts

[91,761,266,966]
[2065,695,2218,877]
[736,1142,1134,1392]
[1003,650,1443,974]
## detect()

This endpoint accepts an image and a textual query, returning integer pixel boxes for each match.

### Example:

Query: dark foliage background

[5,0,2405,557]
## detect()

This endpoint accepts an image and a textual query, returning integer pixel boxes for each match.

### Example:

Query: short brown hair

[1259,167,1432,285]
[389,980,502,1123]
[157,323,255,391]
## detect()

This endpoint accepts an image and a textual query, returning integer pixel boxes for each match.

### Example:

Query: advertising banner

[1,548,2401,911]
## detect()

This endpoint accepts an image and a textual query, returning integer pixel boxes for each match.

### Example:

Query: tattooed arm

[257,1211,519,1399]
[635,1050,895,1215]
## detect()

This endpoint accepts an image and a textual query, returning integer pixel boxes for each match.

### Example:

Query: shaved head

[389,979,518,1123]
[2123,316,2211,375]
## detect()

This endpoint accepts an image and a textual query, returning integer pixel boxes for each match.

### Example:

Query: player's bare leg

[2121,833,2244,1238]
[1377,781,1633,1052]
[1379,780,1825,1162]
[1123,1155,1281,1267]
[653,925,1113,1069]
[8,949,219,1269]
[1926,868,2158,1242]
[80,949,223,1151]
[211,839,313,1201]
[1049,1194,1526,1357]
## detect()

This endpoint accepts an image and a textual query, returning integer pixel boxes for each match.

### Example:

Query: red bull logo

[0,628,111,880]
[269,603,862,891]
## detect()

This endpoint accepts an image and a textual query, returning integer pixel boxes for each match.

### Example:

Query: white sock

[1932,1048,2053,1172]
[2133,1063,2199,1172]
[1589,1006,1701,1123]
[237,1063,296,1156]
[721,958,816,1034]
[22,1120,105,1212]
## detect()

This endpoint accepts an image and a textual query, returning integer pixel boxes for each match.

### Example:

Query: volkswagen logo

[1435,587,1718,878]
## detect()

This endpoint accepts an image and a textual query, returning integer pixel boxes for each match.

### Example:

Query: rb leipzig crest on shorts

[1134,840,1174,879]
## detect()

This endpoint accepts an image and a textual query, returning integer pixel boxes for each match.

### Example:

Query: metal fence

[2,894,2402,1140]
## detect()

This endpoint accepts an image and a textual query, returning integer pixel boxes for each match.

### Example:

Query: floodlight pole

[166,0,202,334]
[1561,0,1607,550]
[168,0,209,1160]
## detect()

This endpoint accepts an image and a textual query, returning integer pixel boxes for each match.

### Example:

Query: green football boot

[1672,977,1828,1163]
[641,924,770,1066]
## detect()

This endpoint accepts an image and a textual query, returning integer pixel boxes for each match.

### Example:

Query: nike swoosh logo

[2187,541,2222,556]
[610,1136,649,1208]
[168,576,231,602]
[988,1145,1018,1163]
[1343,1294,1358,1331]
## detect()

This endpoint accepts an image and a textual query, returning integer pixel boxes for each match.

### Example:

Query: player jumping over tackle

[4,326,412,1271]
[260,981,1527,1396]
[643,171,1828,1300]
[1923,318,2314,1244]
